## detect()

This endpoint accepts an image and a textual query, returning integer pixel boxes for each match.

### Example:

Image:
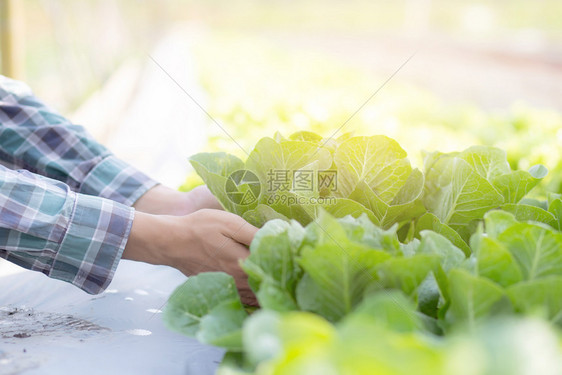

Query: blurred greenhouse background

[1,0,561,190]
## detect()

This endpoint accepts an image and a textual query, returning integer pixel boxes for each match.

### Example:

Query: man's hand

[133,184,222,215]
[122,209,259,305]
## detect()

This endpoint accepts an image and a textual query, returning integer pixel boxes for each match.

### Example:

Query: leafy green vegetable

[492,166,547,204]
[417,231,466,272]
[190,153,252,215]
[495,222,562,281]
[548,196,562,230]
[189,134,546,244]
[219,305,562,375]
[473,236,523,287]
[241,310,283,367]
[244,137,332,199]
[337,214,401,254]
[348,291,421,333]
[501,203,557,227]
[163,272,247,350]
[334,136,410,198]
[507,277,562,324]
[414,212,471,256]
[423,146,547,240]
[483,210,518,238]
[242,204,289,228]
[376,254,441,297]
[241,220,304,312]
[332,136,426,228]
[168,134,562,372]
[296,241,389,322]
[424,154,504,240]
[165,208,562,372]
[445,269,508,328]
[349,177,426,229]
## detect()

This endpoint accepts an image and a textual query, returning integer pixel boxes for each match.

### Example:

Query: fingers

[211,214,258,302]
[219,240,258,305]
[221,240,251,263]
[198,209,258,246]
[235,277,259,306]
[240,292,259,307]
[226,216,259,246]
[179,208,260,305]
[187,209,257,246]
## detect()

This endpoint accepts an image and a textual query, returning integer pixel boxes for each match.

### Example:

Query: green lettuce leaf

[189,136,546,233]
[483,210,518,238]
[296,242,390,322]
[445,269,508,328]
[349,175,425,229]
[189,152,253,214]
[163,272,246,350]
[415,212,471,256]
[417,231,466,272]
[288,130,324,143]
[241,220,305,311]
[473,236,523,287]
[501,203,557,227]
[424,155,504,239]
[347,291,421,333]
[338,214,401,254]
[423,146,547,241]
[492,165,548,204]
[245,137,332,198]
[241,310,283,367]
[547,196,562,231]
[376,254,441,297]
[496,222,562,281]
[300,197,379,225]
[334,135,414,202]
[507,277,562,324]
[242,204,290,227]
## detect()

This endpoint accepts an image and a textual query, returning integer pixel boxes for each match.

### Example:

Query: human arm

[0,76,258,298]
[0,75,221,215]
[0,75,158,205]
[131,184,222,215]
[0,165,257,303]
[0,165,134,293]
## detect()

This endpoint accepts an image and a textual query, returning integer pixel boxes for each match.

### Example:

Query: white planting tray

[0,260,223,375]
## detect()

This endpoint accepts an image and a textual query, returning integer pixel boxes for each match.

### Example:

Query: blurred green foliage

[183,33,562,196]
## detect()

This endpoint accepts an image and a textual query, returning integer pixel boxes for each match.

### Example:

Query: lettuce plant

[218,308,562,375]
[164,135,560,372]
[163,208,562,371]
[423,146,547,241]
[189,133,546,242]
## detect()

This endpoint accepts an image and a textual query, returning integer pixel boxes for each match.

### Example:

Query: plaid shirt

[0,75,158,293]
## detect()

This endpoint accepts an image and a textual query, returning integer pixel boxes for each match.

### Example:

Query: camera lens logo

[225,170,261,205]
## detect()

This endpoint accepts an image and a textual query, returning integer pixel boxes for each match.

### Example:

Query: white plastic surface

[0,260,223,375]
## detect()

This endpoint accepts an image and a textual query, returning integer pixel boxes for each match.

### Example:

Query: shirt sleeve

[0,75,158,205]
[0,165,134,294]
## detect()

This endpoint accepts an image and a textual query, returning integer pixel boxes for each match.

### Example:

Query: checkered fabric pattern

[0,75,158,293]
